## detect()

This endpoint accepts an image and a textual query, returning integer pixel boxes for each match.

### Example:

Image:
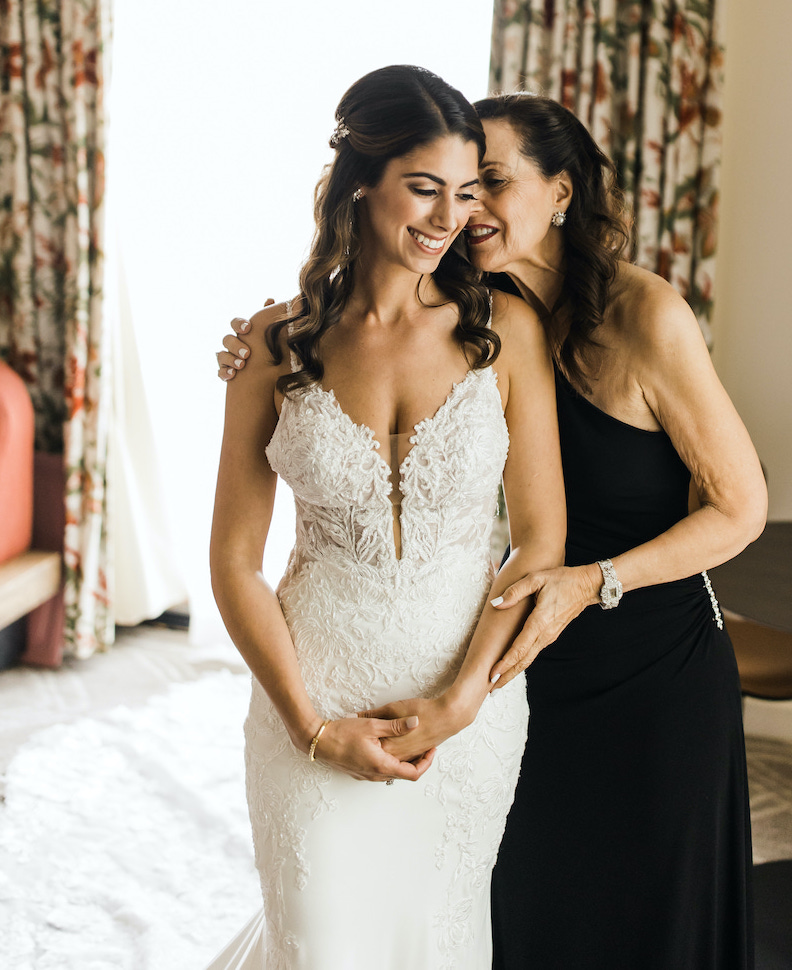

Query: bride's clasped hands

[359,690,477,766]
[306,711,436,782]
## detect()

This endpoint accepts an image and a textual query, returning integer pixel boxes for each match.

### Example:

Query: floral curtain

[0,0,113,658]
[490,0,724,342]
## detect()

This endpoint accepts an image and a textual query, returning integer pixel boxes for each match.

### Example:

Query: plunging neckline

[314,367,484,481]
[306,367,490,562]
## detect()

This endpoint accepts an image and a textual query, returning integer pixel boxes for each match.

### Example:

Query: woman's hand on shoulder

[216,298,273,381]
[221,298,297,391]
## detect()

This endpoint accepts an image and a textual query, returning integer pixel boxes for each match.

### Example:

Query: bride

[207,65,565,969]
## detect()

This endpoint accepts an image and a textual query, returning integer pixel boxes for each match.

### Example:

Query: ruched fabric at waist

[600,571,715,613]
[552,572,720,657]
[526,572,735,708]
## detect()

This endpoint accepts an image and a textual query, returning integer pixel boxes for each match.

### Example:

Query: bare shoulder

[489,288,547,350]
[488,289,553,403]
[248,296,300,345]
[611,263,705,361]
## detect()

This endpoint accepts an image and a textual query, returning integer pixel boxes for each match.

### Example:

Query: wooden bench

[0,550,62,631]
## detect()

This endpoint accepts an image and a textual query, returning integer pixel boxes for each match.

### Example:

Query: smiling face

[357,134,481,275]
[466,118,570,274]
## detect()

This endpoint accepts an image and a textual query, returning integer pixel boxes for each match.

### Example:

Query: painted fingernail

[490,673,501,684]
[405,716,419,729]
[490,596,503,607]
[240,321,250,332]
[226,368,235,376]
[234,358,244,368]
[238,348,249,358]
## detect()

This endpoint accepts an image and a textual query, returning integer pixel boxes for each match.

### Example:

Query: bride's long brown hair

[266,65,499,396]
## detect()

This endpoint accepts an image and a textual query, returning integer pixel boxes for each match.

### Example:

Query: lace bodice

[266,367,509,586]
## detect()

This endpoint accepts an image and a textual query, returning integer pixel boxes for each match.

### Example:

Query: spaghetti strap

[283,298,299,374]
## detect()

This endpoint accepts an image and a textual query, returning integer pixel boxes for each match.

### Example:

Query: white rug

[0,670,260,970]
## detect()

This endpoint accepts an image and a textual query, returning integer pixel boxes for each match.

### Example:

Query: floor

[0,631,258,970]
[0,625,246,777]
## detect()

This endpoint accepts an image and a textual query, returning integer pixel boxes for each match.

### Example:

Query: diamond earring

[551,210,566,227]
[352,188,363,203]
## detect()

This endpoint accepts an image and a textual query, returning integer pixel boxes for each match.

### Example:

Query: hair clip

[330,118,350,147]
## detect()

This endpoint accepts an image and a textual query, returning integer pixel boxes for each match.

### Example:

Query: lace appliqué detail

[243,685,336,967]
[426,667,528,966]
[241,364,526,967]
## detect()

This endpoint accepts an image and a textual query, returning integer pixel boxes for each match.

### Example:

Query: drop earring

[551,210,566,227]
[352,188,363,203]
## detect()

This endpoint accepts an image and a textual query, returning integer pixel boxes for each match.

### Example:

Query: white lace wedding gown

[205,362,529,970]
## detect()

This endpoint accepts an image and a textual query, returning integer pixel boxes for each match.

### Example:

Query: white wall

[713,0,792,521]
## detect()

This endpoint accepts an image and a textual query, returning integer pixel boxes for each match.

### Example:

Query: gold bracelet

[308,719,330,762]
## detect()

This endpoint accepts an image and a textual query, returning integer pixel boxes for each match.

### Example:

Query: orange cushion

[0,361,34,566]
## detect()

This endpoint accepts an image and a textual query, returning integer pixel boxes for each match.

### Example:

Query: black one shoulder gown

[492,371,753,969]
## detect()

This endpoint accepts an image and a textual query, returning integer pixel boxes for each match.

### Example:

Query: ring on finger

[385,778,394,786]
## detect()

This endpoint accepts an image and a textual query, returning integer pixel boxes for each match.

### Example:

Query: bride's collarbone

[318,360,479,443]
[319,337,473,426]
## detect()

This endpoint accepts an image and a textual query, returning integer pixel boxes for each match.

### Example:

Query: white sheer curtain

[106,227,188,625]
[105,1,492,643]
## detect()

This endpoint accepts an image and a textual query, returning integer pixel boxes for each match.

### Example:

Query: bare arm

[369,293,567,760]
[489,279,767,685]
[211,303,431,781]
[611,285,766,583]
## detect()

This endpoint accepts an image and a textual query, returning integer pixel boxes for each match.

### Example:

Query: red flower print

[6,43,23,79]
[561,69,577,110]
[35,39,55,90]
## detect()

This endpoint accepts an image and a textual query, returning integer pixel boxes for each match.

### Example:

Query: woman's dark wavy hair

[266,65,498,396]
[474,94,630,389]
